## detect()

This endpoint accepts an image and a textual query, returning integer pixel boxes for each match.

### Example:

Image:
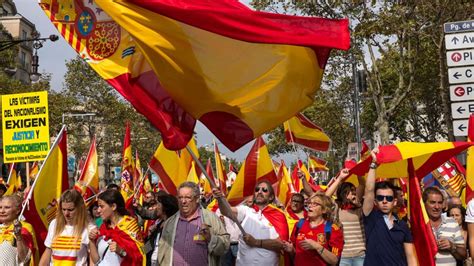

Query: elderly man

[158,182,229,266]
[213,180,289,266]
[424,187,466,265]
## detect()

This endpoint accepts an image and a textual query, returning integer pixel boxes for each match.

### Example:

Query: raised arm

[362,149,378,216]
[325,169,350,197]
[300,172,315,197]
[212,188,238,219]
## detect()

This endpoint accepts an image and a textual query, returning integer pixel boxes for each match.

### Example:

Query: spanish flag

[186,161,200,184]
[465,114,474,204]
[120,123,135,206]
[149,138,198,195]
[214,141,228,194]
[292,160,320,193]
[200,159,214,197]
[91,0,349,152]
[284,113,331,152]
[227,137,277,205]
[276,161,295,206]
[23,126,69,254]
[74,136,99,200]
[308,155,329,172]
[39,0,195,150]
[4,163,20,196]
[29,161,39,180]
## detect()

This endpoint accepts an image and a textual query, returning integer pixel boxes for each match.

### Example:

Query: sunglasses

[376,195,394,202]
[255,187,269,193]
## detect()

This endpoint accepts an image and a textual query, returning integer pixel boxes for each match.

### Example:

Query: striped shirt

[44,219,89,266]
[339,208,366,258]
[431,216,464,266]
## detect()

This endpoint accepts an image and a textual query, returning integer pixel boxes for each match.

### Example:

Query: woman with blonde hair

[39,189,96,265]
[283,192,344,266]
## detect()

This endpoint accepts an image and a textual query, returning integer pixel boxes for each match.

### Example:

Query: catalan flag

[74,137,99,200]
[214,141,228,194]
[23,126,69,254]
[91,0,349,151]
[284,113,331,152]
[432,160,465,197]
[120,123,135,206]
[227,137,277,205]
[39,0,195,150]
[308,155,329,172]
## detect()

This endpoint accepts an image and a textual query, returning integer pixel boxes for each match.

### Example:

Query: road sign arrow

[457,106,466,114]
[458,123,467,131]
[452,52,462,62]
[453,72,462,79]
[452,37,460,44]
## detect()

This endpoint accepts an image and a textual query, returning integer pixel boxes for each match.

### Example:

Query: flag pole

[132,166,151,199]
[6,163,15,184]
[185,145,246,234]
[20,125,67,218]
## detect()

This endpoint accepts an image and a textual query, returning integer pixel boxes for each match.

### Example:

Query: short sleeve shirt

[235,205,280,266]
[466,199,474,223]
[432,216,465,265]
[363,210,412,266]
[290,220,344,266]
[44,219,90,265]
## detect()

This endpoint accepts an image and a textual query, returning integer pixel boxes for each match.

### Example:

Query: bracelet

[319,247,324,254]
[369,162,378,169]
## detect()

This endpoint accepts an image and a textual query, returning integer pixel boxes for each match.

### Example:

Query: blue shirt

[363,209,413,266]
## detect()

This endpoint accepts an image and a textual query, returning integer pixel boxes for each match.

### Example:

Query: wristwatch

[119,250,127,257]
[369,162,378,169]
[451,243,457,254]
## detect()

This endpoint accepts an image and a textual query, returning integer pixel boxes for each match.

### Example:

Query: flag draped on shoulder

[74,137,99,200]
[120,123,135,206]
[38,0,195,150]
[23,126,69,254]
[86,0,349,152]
[284,113,331,152]
[227,137,277,205]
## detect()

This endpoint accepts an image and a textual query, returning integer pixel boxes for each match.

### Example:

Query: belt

[230,242,239,245]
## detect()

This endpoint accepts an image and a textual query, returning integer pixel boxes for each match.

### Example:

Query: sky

[12,0,266,162]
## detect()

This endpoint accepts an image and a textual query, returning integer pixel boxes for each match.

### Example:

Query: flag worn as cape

[284,113,331,152]
[39,0,195,150]
[93,0,349,152]
[0,221,40,266]
[23,127,69,254]
[74,136,99,200]
[227,137,277,205]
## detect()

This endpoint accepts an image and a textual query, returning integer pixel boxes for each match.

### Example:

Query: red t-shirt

[290,220,344,266]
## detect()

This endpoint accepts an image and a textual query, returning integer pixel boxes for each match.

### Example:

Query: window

[20,51,26,68]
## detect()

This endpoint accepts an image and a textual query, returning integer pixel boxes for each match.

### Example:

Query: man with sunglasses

[213,180,289,266]
[362,150,417,266]
[286,193,307,233]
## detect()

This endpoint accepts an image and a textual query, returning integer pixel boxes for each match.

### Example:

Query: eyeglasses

[307,201,323,207]
[376,195,394,202]
[255,187,269,193]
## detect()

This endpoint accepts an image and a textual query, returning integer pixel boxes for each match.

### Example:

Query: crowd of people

[0,149,474,265]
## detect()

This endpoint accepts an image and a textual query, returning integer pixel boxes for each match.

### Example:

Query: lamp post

[0,34,59,82]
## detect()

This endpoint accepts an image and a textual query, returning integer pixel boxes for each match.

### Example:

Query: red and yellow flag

[227,137,277,205]
[39,0,195,150]
[284,113,331,152]
[308,156,329,172]
[74,137,99,200]
[29,162,39,180]
[120,123,135,205]
[149,138,198,195]
[23,126,69,254]
[200,159,214,197]
[4,164,20,196]
[407,159,437,266]
[465,114,474,204]
[214,141,227,194]
[291,160,320,193]
[186,161,199,184]
[276,161,295,206]
[91,0,349,152]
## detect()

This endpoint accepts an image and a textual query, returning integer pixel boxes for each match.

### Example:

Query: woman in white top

[39,189,98,266]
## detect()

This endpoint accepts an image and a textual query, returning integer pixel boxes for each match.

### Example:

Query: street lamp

[0,34,59,82]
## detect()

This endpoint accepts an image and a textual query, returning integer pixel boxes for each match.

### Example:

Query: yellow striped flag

[466,114,474,204]
[120,123,135,206]
[227,137,277,205]
[23,126,69,254]
[74,137,99,200]
[284,113,331,151]
[90,0,349,152]
[214,141,228,194]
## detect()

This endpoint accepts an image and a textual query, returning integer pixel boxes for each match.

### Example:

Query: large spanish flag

[284,113,331,152]
[23,126,69,254]
[74,137,99,200]
[120,123,135,205]
[39,0,195,150]
[88,0,349,151]
[227,137,277,205]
